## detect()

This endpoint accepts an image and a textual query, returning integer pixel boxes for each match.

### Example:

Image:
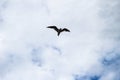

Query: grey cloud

[30,47,43,67]
[74,74,101,80]
[0,53,22,77]
[99,0,120,41]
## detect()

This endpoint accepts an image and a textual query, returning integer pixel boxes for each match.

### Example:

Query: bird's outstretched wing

[47,26,59,32]
[62,28,70,32]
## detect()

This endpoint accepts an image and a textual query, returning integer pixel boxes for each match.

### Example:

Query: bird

[47,26,70,36]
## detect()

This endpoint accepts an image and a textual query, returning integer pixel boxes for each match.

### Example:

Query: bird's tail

[57,32,60,36]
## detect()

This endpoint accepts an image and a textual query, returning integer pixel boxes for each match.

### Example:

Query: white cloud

[0,0,120,80]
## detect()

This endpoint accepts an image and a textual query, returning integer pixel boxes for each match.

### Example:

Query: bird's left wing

[47,26,58,32]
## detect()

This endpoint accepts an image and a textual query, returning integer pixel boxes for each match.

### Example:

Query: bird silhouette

[47,26,70,36]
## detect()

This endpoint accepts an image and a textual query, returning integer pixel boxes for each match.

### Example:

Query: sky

[0,0,120,80]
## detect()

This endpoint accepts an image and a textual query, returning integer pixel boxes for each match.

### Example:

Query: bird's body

[47,26,70,36]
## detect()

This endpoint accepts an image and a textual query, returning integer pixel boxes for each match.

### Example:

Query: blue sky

[0,0,120,80]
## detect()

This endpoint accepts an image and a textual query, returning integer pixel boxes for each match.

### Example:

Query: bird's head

[59,28,62,30]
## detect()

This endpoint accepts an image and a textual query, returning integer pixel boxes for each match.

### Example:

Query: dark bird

[47,26,70,36]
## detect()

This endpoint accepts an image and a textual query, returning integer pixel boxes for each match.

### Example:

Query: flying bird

[47,26,70,36]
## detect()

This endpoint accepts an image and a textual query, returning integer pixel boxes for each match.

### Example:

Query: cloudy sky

[0,0,120,80]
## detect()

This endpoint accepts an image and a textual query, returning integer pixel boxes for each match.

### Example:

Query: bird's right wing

[62,28,70,32]
[47,26,58,32]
